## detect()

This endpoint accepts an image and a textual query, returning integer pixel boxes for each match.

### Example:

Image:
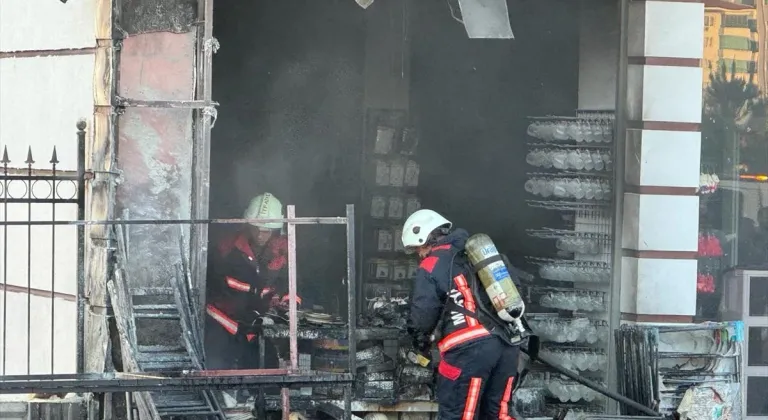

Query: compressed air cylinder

[465,233,525,322]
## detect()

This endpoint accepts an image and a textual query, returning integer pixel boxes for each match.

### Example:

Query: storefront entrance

[207,0,621,416]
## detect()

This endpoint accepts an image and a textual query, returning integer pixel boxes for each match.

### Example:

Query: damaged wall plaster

[119,0,198,35]
[116,32,196,289]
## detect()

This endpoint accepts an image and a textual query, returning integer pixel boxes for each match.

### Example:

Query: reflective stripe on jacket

[207,230,290,334]
[407,229,492,354]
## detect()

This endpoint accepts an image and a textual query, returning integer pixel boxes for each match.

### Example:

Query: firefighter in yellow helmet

[205,193,301,368]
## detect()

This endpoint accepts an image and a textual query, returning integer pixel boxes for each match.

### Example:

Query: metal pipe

[51,153,57,375]
[125,392,134,420]
[0,217,349,227]
[655,323,735,334]
[114,97,218,109]
[356,111,369,340]
[284,204,298,420]
[2,154,7,376]
[76,120,86,374]
[0,285,75,301]
[0,198,78,205]
[281,389,290,420]
[26,156,32,375]
[344,384,352,420]
[344,205,356,420]
[345,204,357,376]
[0,175,79,181]
[191,0,215,353]
[607,0,630,414]
[257,335,267,420]
[0,371,355,394]
[286,205,298,372]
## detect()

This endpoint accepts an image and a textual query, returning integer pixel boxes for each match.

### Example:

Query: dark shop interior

[206,0,610,414]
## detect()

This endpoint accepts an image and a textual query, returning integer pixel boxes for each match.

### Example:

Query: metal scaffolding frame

[0,213,358,419]
[0,370,355,394]
[0,124,359,419]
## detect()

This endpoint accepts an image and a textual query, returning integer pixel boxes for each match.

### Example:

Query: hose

[451,253,661,417]
[520,345,662,417]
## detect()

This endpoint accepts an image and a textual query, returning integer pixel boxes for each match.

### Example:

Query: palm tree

[702,60,766,174]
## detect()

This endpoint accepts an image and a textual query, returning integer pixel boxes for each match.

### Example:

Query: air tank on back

[465,233,525,323]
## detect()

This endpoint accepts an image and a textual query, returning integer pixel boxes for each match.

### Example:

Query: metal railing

[0,122,85,377]
[0,122,358,420]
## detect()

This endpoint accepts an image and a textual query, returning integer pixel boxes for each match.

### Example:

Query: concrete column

[620,0,705,323]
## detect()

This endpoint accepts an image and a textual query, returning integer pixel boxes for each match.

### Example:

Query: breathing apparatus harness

[408,238,663,416]
[444,250,529,346]
[411,247,538,392]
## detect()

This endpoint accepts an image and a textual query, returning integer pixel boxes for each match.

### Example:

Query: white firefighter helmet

[401,209,452,249]
[244,193,284,230]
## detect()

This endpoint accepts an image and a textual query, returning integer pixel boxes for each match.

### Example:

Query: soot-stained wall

[209,0,582,300]
[410,0,581,264]
[210,0,366,307]
[117,32,197,288]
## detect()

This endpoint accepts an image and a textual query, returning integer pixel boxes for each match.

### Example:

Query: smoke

[230,52,361,214]
[210,1,365,310]
[210,0,583,305]
[215,42,363,219]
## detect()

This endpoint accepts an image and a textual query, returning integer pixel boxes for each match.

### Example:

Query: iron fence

[0,121,85,377]
[0,122,358,419]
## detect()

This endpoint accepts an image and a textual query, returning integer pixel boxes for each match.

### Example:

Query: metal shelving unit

[515,110,617,418]
[359,109,421,318]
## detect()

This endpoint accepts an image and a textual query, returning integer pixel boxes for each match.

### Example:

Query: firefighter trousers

[436,336,519,420]
[204,316,279,370]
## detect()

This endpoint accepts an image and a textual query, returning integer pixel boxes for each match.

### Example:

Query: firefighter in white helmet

[205,192,301,369]
[402,209,521,419]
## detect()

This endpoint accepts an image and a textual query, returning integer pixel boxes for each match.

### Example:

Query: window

[750,277,768,316]
[747,327,768,366]
[705,16,714,27]
[747,377,768,416]
[700,13,768,380]
[718,59,758,74]
[720,35,756,51]
[723,15,750,28]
